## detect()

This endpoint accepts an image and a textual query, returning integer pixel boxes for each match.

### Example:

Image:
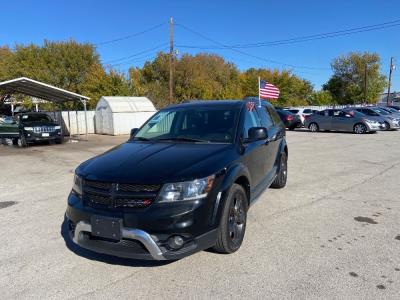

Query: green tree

[323,52,387,104]
[309,90,335,106]
[82,64,132,108]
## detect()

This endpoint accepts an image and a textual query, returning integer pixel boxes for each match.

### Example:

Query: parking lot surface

[1,131,400,299]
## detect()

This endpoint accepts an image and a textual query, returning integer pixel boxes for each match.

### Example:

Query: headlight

[158,175,215,203]
[55,125,61,130]
[24,127,34,131]
[72,174,83,197]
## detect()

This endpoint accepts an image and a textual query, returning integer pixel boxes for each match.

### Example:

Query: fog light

[167,235,184,250]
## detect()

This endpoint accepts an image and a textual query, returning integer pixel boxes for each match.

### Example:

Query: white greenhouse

[95,96,156,135]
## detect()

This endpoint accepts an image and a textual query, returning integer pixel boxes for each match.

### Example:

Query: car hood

[362,116,384,122]
[77,141,236,183]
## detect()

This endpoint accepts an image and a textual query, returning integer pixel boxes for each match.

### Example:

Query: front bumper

[24,130,61,142]
[366,123,385,131]
[66,193,219,260]
[388,120,400,129]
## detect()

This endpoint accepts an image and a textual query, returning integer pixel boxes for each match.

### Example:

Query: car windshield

[288,109,299,114]
[361,109,380,116]
[372,108,389,115]
[134,106,240,143]
[0,116,15,124]
[20,114,53,122]
[384,107,398,113]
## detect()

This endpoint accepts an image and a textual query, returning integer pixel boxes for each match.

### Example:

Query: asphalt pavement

[0,130,399,299]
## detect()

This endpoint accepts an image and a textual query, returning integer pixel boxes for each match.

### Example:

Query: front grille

[118,184,160,192]
[33,126,56,133]
[85,180,112,191]
[83,180,160,210]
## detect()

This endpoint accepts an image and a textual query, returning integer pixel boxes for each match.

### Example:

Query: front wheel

[384,121,390,131]
[213,184,248,254]
[353,123,367,134]
[308,122,319,132]
[19,133,28,147]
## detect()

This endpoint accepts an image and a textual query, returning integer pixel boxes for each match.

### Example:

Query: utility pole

[387,57,394,106]
[169,17,174,105]
[364,63,368,102]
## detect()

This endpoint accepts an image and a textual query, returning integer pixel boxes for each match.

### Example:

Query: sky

[2,0,399,91]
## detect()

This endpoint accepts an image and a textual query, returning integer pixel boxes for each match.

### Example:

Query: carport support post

[83,99,88,141]
[67,110,72,143]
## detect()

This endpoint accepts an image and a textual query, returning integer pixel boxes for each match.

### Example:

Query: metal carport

[0,77,90,141]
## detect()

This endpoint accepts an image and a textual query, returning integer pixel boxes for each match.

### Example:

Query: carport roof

[0,77,90,103]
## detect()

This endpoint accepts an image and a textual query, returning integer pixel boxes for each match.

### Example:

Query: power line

[102,43,169,64]
[176,18,400,49]
[175,23,330,70]
[95,21,167,46]
[108,54,159,67]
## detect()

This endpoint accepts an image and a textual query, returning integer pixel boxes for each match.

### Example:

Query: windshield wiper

[154,137,210,143]
[133,137,150,141]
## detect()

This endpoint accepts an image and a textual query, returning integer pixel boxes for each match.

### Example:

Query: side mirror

[247,127,268,141]
[130,128,138,139]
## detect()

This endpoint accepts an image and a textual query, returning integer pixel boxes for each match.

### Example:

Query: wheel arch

[210,163,251,226]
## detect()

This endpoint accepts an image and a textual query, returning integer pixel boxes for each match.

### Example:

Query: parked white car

[284,108,315,125]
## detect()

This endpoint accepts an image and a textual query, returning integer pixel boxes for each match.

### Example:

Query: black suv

[66,99,288,260]
[0,112,62,146]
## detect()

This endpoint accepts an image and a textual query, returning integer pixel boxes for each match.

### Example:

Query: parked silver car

[305,109,385,134]
[354,107,400,130]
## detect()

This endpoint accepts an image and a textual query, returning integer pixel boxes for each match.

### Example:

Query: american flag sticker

[246,102,255,112]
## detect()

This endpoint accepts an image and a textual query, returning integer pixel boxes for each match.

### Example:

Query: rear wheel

[288,126,296,131]
[353,123,367,134]
[213,184,248,254]
[271,152,288,189]
[308,122,319,132]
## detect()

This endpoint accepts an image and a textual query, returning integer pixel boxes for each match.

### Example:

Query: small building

[95,96,156,135]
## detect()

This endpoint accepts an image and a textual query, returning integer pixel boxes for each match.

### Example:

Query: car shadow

[288,128,377,134]
[60,217,173,267]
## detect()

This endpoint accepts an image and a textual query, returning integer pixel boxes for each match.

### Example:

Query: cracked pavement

[0,130,400,299]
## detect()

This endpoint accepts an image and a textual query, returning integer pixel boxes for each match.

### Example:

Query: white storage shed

[95,96,156,135]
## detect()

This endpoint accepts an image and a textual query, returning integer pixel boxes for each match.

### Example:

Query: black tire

[288,126,295,131]
[213,184,248,254]
[12,138,19,146]
[271,152,288,189]
[353,123,367,134]
[20,133,28,147]
[384,121,390,131]
[308,122,319,132]
[55,138,63,144]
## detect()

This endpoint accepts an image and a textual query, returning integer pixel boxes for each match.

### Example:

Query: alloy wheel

[228,193,246,247]
[309,123,318,132]
[354,124,366,134]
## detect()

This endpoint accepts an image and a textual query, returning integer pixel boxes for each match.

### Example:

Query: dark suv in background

[0,112,62,146]
[66,99,288,260]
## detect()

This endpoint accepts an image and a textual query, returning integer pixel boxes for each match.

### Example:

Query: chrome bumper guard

[72,221,166,260]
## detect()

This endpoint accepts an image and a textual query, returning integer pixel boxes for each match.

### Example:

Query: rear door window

[266,106,282,125]
[257,106,274,128]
